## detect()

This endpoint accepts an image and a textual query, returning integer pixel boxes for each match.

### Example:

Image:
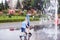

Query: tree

[0,1,4,11]
[2,1,5,10]
[30,0,34,7]
[5,0,9,9]
[16,0,20,9]
[0,4,2,11]
[58,0,60,13]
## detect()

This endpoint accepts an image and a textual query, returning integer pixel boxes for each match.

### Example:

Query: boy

[20,18,32,40]
[20,18,28,40]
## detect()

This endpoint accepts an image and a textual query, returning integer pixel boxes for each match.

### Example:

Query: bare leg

[28,37,30,40]
[20,36,22,40]
[28,33,32,40]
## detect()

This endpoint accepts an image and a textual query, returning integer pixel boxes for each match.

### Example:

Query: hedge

[0,16,39,23]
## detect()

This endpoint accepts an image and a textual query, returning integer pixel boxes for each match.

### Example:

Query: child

[20,18,32,40]
[20,18,28,40]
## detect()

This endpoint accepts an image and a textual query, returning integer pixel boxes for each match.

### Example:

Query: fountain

[34,0,59,40]
[41,0,58,40]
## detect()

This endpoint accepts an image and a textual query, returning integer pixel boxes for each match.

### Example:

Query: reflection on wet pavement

[0,23,60,40]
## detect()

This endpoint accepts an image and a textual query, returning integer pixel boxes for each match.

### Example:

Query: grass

[0,16,39,23]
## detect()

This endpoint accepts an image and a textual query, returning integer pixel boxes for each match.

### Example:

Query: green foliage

[31,0,34,7]
[3,10,8,14]
[5,0,9,9]
[23,10,27,16]
[0,16,39,23]
[0,3,4,11]
[58,0,60,13]
[16,0,20,9]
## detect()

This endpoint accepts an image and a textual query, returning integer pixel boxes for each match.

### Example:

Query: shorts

[21,28,25,32]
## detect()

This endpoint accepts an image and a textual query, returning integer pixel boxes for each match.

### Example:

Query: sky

[0,0,5,3]
[0,0,9,3]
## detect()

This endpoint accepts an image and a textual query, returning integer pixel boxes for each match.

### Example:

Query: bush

[0,16,39,23]
[0,11,3,16]
[3,10,8,14]
[23,10,27,16]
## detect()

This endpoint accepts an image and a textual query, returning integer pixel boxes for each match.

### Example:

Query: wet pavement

[0,27,60,40]
[0,21,39,29]
[0,29,34,40]
[0,21,60,40]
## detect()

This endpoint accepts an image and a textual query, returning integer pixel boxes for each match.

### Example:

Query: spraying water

[40,0,59,40]
[54,0,58,40]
